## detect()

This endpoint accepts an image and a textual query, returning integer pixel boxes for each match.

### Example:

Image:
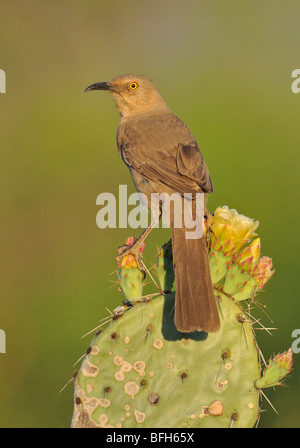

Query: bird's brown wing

[175,142,214,193]
[118,118,213,195]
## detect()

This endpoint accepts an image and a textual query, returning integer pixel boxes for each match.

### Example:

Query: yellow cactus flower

[211,206,259,255]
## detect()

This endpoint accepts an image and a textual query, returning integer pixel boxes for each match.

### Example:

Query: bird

[85,74,220,334]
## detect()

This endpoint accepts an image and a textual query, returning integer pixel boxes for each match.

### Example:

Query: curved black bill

[84,82,113,93]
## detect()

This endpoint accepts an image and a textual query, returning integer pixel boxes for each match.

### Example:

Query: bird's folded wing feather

[118,122,213,195]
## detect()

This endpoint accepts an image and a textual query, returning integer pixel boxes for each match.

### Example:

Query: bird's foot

[116,237,145,274]
[204,210,214,247]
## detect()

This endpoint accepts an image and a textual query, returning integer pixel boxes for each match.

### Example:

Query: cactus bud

[235,238,261,275]
[253,256,275,290]
[256,349,293,389]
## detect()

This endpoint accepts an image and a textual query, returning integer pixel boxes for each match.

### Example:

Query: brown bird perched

[85,74,220,334]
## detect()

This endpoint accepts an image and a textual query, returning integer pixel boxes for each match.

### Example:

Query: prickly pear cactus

[71,206,293,428]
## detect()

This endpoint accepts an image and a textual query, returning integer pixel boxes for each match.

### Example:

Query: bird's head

[85,74,168,117]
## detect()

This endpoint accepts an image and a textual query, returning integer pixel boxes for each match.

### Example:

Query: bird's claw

[116,240,145,275]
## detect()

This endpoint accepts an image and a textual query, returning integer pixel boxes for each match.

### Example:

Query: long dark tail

[171,224,220,333]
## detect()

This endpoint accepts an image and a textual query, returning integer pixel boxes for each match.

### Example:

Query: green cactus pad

[208,250,230,285]
[72,291,261,428]
[223,264,258,301]
[71,205,293,428]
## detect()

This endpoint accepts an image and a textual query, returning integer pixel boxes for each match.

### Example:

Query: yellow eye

[129,82,138,90]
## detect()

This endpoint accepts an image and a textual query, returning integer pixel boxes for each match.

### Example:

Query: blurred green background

[0,0,299,428]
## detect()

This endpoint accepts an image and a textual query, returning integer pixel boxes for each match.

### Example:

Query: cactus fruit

[116,237,145,302]
[255,349,293,389]
[71,206,293,428]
